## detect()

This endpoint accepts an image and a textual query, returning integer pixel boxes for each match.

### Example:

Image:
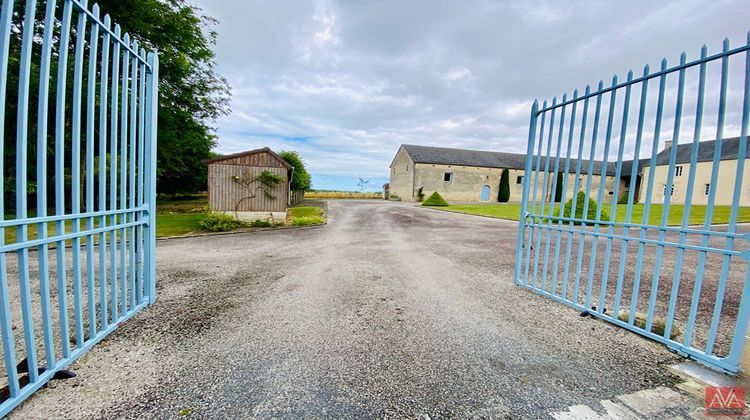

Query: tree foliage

[96,0,231,195]
[279,151,311,191]
[2,0,230,209]
[498,169,510,202]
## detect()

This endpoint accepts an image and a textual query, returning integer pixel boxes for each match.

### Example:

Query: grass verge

[433,203,750,226]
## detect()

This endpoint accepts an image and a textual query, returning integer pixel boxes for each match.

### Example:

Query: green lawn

[3,212,205,244]
[287,206,326,226]
[434,203,750,226]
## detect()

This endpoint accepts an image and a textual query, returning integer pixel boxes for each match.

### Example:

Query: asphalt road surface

[13,200,687,418]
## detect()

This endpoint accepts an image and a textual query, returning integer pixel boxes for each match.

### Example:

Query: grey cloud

[192,0,750,187]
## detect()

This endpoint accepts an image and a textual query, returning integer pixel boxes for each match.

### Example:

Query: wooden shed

[205,147,293,221]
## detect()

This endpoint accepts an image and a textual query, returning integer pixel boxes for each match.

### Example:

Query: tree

[554,172,564,202]
[94,0,231,195]
[498,169,510,202]
[1,0,231,207]
[279,151,311,191]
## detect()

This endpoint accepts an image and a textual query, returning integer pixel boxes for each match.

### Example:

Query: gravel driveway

[11,200,685,418]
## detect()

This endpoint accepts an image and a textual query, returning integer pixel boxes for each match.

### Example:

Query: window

[675,166,683,176]
[663,184,674,197]
[443,172,453,182]
[516,176,523,184]
[704,183,711,196]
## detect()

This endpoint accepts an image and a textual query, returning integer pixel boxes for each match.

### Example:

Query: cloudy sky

[191,0,750,191]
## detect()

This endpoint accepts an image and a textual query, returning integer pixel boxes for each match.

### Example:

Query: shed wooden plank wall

[208,164,289,212]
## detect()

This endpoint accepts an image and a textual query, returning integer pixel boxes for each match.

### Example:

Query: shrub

[617,191,638,205]
[416,187,425,202]
[249,219,273,228]
[199,210,241,232]
[556,191,609,224]
[389,192,401,201]
[422,191,449,206]
[291,215,325,226]
[498,169,510,202]
[554,172,564,202]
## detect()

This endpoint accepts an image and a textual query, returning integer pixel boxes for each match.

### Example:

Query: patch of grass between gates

[434,203,750,226]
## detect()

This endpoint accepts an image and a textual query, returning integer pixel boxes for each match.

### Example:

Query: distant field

[304,191,381,199]
[434,203,750,226]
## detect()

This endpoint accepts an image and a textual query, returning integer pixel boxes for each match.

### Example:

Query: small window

[704,183,711,196]
[675,166,683,176]
[663,184,674,197]
[516,176,523,184]
[443,172,453,182]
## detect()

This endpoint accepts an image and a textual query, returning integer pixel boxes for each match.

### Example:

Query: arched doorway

[481,185,491,202]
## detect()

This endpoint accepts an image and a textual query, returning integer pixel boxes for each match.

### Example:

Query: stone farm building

[389,138,746,205]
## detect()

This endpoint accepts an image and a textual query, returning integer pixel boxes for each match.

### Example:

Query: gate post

[144,52,159,304]
[514,100,538,285]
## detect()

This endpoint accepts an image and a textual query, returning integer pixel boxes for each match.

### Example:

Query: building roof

[654,136,743,165]
[399,144,617,176]
[204,147,293,169]
[398,137,745,177]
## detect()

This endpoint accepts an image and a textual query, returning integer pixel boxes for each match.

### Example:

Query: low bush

[199,210,241,232]
[422,192,449,206]
[291,215,325,226]
[248,219,274,228]
[416,187,425,202]
[556,191,608,224]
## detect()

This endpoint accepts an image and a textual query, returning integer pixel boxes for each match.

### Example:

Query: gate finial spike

[611,75,618,85]
[573,88,578,98]
[626,70,634,80]
[92,3,99,14]
[561,93,567,101]
[643,64,649,74]
[584,84,591,94]
[680,51,687,64]
[746,31,750,43]
[661,58,668,69]
[597,80,604,90]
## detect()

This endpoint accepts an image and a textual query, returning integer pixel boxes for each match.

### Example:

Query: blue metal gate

[0,0,158,415]
[515,33,750,373]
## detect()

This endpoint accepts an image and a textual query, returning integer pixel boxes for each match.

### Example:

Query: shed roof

[204,147,293,169]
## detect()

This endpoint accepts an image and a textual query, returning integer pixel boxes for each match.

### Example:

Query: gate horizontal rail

[0,0,158,415]
[515,32,750,373]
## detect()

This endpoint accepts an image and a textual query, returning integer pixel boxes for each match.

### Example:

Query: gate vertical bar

[726,31,750,367]
[55,0,74,359]
[145,52,159,303]
[0,0,19,397]
[681,45,709,347]
[71,0,89,348]
[515,100,539,285]
[99,13,111,330]
[109,24,121,322]
[36,0,56,368]
[15,0,40,384]
[85,2,99,339]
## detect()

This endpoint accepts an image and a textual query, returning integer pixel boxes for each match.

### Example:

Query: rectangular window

[704,183,711,196]
[444,172,453,182]
[675,166,683,176]
[663,184,674,197]
[516,176,523,184]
